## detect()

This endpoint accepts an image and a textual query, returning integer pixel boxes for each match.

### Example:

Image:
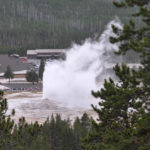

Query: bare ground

[5,92,97,124]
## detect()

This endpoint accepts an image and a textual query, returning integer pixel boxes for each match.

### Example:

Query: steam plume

[43,20,122,108]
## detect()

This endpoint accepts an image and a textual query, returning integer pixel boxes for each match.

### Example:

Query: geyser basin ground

[5,92,97,124]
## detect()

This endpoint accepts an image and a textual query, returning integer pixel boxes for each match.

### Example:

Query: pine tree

[26,70,39,85]
[0,90,15,149]
[0,91,92,150]
[39,58,45,81]
[4,65,14,82]
[83,0,150,150]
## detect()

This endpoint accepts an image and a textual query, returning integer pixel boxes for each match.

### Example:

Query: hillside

[0,0,139,55]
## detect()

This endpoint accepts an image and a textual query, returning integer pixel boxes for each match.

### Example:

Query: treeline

[0,90,92,150]
[0,0,140,55]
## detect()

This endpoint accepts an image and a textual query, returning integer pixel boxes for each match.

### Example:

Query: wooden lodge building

[27,49,66,60]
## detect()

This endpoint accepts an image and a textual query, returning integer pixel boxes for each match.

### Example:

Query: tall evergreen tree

[83,0,150,150]
[4,65,14,82]
[39,58,45,80]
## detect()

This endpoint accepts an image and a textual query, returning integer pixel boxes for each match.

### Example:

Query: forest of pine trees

[0,0,140,55]
[0,90,92,150]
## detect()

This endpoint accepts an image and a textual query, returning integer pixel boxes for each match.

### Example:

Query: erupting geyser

[43,20,122,108]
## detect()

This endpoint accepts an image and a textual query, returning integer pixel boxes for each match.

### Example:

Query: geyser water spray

[43,20,122,108]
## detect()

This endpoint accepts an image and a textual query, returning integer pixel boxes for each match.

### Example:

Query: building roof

[13,70,27,74]
[27,49,65,55]
[27,50,37,55]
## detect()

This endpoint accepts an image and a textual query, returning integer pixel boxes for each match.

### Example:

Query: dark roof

[0,55,28,73]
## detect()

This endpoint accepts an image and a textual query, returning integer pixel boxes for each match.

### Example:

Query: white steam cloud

[43,20,122,108]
